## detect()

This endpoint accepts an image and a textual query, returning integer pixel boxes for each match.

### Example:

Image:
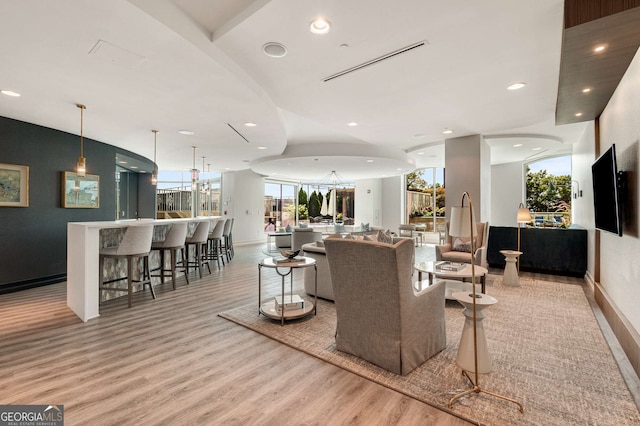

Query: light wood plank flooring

[0,243,473,426]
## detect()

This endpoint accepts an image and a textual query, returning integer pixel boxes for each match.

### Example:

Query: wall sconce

[151,130,158,186]
[76,104,87,177]
[571,180,582,198]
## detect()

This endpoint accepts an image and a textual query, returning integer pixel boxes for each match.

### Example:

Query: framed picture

[0,163,29,207]
[62,171,100,208]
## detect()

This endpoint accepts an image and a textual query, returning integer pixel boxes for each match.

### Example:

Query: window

[405,168,445,232]
[525,156,572,227]
[156,170,221,217]
[265,181,297,231]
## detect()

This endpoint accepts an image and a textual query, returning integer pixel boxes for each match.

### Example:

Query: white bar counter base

[67,217,220,322]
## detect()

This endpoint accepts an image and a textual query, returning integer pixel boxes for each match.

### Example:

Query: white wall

[598,48,640,333]
[445,134,491,221]
[222,169,265,244]
[354,178,381,226]
[381,175,404,233]
[571,121,596,280]
[490,162,525,227]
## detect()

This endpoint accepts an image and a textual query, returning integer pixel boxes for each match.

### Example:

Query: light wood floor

[0,243,474,426]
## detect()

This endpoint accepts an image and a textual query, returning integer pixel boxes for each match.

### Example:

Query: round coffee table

[414,261,488,299]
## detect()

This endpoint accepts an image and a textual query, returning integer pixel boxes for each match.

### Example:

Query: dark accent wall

[0,116,155,292]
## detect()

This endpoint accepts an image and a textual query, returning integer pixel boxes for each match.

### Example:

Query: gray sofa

[301,242,334,300]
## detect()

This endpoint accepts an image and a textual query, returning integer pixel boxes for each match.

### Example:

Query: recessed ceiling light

[347,122,358,127]
[310,17,331,34]
[263,42,287,58]
[257,146,267,150]
[513,143,523,147]
[442,129,453,134]
[413,133,426,139]
[119,161,128,164]
[178,130,194,135]
[340,43,349,49]
[396,168,403,171]
[313,158,319,161]
[130,166,138,169]
[366,159,374,163]
[532,147,542,151]
[242,160,250,163]
[140,170,146,173]
[417,152,424,155]
[428,155,437,158]
[244,122,257,127]
[1,90,20,97]
[575,112,583,117]
[582,87,592,93]
[507,82,526,90]
[594,45,606,53]
[225,167,230,170]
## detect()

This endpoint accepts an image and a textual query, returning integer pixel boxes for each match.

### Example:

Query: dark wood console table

[487,226,587,277]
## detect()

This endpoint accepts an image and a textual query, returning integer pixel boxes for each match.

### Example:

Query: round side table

[500,250,522,286]
[452,291,498,374]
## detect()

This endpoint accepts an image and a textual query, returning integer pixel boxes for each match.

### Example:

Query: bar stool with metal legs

[207,219,226,269]
[221,217,233,262]
[149,222,189,289]
[99,224,155,308]
[184,220,211,279]
[227,217,235,259]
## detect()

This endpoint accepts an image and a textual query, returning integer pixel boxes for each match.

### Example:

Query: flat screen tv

[592,144,623,236]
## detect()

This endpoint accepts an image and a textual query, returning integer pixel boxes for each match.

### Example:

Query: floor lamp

[448,192,523,413]
[516,203,531,274]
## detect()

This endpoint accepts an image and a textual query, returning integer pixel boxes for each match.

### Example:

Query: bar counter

[67,217,220,322]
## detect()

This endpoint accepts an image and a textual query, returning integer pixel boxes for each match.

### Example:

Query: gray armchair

[435,221,489,268]
[324,237,446,375]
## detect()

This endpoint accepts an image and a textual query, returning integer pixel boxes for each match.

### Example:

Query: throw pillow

[285,225,292,232]
[315,240,325,247]
[299,222,308,228]
[363,234,377,242]
[343,233,356,240]
[377,229,393,244]
[360,222,370,231]
[453,238,473,253]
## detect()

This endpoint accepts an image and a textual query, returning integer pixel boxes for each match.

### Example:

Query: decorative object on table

[0,163,29,207]
[61,171,100,208]
[276,249,300,262]
[448,191,523,413]
[274,294,304,312]
[434,261,465,272]
[516,202,531,273]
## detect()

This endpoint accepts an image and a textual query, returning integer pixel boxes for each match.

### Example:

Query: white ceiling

[0,0,588,181]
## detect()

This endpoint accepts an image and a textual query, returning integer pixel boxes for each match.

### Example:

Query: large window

[265,181,297,231]
[156,170,221,218]
[405,168,445,232]
[525,156,572,227]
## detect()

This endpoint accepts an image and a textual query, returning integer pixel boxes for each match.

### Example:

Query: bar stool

[149,222,189,289]
[99,224,155,308]
[207,219,226,269]
[184,220,211,279]
[221,217,233,262]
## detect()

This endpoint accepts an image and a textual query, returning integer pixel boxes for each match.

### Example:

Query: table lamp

[448,192,523,413]
[516,202,531,273]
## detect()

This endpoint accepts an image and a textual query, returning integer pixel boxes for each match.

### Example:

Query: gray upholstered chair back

[187,220,210,244]
[210,219,226,239]
[159,222,188,248]
[223,217,232,236]
[116,224,154,256]
[324,237,446,375]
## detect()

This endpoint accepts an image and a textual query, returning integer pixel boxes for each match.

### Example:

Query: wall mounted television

[592,144,623,236]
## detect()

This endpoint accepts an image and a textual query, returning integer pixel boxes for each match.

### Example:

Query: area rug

[219,276,640,426]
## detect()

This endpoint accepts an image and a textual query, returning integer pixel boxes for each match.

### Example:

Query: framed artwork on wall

[62,171,100,208]
[0,163,29,207]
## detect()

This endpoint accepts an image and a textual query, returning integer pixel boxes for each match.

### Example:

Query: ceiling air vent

[323,40,426,82]
[227,123,250,143]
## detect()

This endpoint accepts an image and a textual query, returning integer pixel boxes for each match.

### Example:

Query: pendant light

[151,130,158,186]
[76,104,87,177]
[191,146,198,190]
